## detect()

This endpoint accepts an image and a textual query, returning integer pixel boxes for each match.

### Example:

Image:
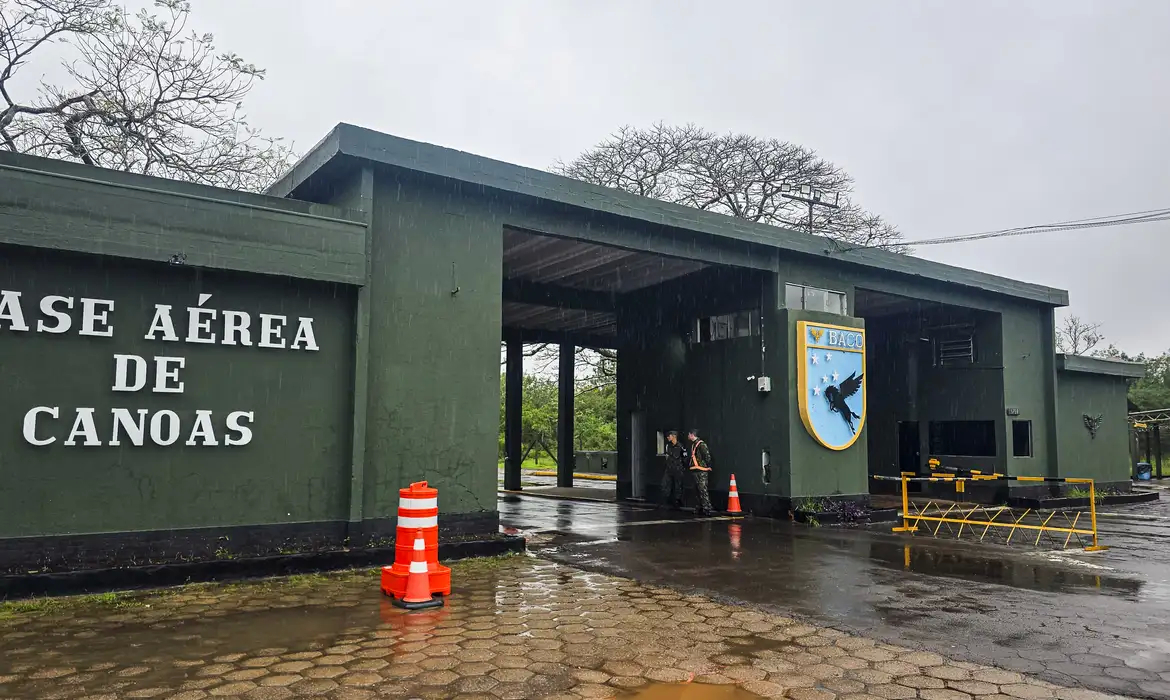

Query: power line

[901,206,1170,247]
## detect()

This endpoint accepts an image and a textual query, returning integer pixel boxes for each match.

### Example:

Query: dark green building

[0,124,1141,572]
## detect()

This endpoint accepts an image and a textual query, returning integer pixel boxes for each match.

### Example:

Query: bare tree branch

[1056,315,1104,356]
[500,342,617,390]
[554,122,907,252]
[0,0,294,190]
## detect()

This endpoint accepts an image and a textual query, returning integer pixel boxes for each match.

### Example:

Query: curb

[1007,490,1160,509]
[499,490,620,504]
[0,536,526,600]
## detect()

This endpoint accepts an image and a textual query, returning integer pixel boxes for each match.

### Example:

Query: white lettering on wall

[23,407,58,446]
[112,354,148,392]
[186,410,220,446]
[186,294,217,344]
[64,407,102,446]
[109,408,148,447]
[291,317,319,351]
[222,310,252,347]
[23,408,256,448]
[37,296,73,333]
[150,410,181,446]
[145,304,179,342]
[258,314,287,349]
[153,357,185,394]
[225,411,255,446]
[9,289,322,448]
[78,298,115,337]
[0,290,29,332]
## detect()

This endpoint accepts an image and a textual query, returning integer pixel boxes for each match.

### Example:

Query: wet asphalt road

[499,490,1170,699]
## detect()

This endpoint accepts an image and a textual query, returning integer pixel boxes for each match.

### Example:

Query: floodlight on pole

[781,183,840,234]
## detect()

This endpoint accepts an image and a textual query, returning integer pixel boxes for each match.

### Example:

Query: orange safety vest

[690,441,712,471]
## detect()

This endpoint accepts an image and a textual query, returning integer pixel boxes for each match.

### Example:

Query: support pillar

[504,335,523,491]
[557,342,575,488]
[1157,424,1164,480]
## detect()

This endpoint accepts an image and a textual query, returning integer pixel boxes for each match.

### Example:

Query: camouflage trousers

[661,467,686,507]
[691,470,713,515]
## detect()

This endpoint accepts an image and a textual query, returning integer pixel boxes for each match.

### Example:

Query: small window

[824,291,845,315]
[1012,420,1032,458]
[784,283,848,315]
[733,310,754,338]
[655,431,666,456]
[929,420,997,457]
[693,309,759,343]
[784,283,804,309]
[936,335,975,366]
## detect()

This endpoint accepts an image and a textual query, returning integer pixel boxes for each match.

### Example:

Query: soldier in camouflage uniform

[660,431,686,510]
[687,429,713,516]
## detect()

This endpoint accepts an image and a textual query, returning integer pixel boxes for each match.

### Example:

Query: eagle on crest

[824,372,864,433]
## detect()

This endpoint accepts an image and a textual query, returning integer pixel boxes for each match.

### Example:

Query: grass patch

[0,590,149,620]
[795,497,825,513]
[496,459,557,471]
[1066,487,1116,504]
[448,553,523,575]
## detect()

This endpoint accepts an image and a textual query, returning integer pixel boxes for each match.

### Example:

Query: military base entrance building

[0,123,1141,573]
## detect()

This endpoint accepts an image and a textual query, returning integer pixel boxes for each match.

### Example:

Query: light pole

[780,182,840,234]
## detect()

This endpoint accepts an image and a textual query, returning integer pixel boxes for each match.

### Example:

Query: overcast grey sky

[198,0,1170,354]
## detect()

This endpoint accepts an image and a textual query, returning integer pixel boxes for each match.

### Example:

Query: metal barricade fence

[874,469,1108,552]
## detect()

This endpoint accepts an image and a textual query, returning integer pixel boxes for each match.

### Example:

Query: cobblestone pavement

[503,494,1170,699]
[0,556,1137,700]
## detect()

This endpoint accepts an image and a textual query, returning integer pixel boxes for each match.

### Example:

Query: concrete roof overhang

[1056,353,1146,379]
[269,123,1070,311]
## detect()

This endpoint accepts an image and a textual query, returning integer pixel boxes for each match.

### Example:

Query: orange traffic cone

[393,529,444,610]
[727,474,743,516]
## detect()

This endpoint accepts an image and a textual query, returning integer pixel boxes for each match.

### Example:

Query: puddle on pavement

[619,683,762,699]
[866,540,1144,597]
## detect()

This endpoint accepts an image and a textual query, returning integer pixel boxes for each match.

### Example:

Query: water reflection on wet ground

[620,682,764,699]
[0,558,1089,700]
[504,492,1170,698]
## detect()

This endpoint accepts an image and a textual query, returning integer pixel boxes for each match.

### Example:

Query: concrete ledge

[0,535,525,600]
[0,512,501,575]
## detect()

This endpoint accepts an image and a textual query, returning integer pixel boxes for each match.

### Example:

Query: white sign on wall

[0,290,319,448]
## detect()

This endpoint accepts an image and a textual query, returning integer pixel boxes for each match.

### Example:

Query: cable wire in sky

[901,206,1170,247]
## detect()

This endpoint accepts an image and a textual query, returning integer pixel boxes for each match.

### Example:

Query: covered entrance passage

[500,226,763,505]
[854,286,1060,500]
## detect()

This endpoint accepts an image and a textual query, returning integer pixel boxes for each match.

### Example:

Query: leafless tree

[554,123,906,252]
[1056,315,1104,356]
[1,0,294,191]
[500,344,616,392]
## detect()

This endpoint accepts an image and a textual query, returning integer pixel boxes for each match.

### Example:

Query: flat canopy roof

[1056,353,1146,379]
[271,123,1069,308]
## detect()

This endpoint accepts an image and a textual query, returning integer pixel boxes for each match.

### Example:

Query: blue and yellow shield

[797,321,866,450]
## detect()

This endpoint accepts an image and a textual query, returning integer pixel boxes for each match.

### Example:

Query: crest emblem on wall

[797,321,866,450]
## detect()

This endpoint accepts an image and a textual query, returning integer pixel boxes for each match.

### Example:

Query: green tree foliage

[498,371,616,460]
[1097,344,1170,410]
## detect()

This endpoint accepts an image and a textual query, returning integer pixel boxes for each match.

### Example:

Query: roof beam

[502,279,618,313]
[504,326,617,351]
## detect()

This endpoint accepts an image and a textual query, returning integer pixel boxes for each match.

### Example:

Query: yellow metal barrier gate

[874,471,1108,552]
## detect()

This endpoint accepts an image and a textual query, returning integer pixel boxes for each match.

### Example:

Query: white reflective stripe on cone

[398,515,438,528]
[400,497,437,510]
[730,479,737,488]
[413,537,426,551]
[409,560,428,574]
